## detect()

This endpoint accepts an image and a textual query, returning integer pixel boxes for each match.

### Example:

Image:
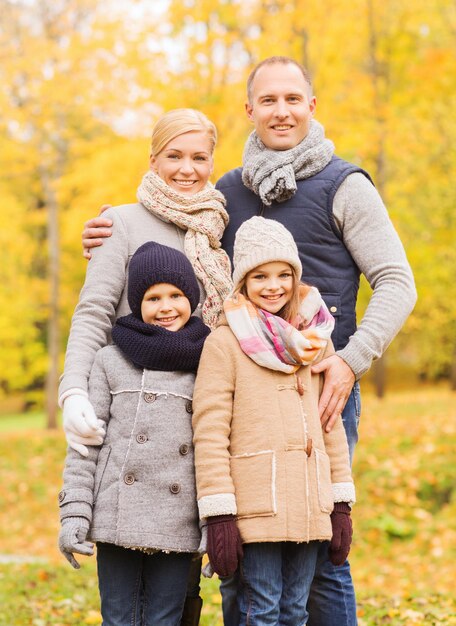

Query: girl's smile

[245,261,294,314]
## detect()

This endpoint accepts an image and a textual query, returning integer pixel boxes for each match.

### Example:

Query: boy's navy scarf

[112,315,210,372]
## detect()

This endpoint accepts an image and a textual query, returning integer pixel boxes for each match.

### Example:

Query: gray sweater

[59,345,202,553]
[59,202,205,402]
[332,173,417,377]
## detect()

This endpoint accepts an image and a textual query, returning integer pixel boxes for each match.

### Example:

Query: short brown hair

[247,56,313,103]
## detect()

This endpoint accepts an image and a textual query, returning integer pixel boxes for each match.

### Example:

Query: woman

[59,109,233,625]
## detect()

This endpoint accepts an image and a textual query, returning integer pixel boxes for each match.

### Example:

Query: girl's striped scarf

[137,170,233,329]
[223,285,335,372]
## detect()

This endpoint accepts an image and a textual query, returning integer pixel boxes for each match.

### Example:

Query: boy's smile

[141,283,191,331]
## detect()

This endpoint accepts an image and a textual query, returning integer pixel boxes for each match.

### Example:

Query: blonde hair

[235,266,304,326]
[151,108,217,156]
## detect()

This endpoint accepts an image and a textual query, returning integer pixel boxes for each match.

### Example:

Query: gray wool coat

[59,344,202,553]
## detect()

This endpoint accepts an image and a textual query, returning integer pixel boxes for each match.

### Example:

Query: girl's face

[245,262,294,314]
[141,283,191,332]
[149,131,213,195]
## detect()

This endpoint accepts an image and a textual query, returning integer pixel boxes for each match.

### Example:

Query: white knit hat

[232,216,302,287]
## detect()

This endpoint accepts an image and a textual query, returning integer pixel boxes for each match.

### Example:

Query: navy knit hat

[127,242,200,319]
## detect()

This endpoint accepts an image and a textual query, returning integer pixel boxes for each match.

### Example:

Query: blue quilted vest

[217,156,373,351]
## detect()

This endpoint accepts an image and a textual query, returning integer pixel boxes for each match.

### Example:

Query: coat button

[185,401,193,413]
[330,306,338,313]
[136,434,147,444]
[179,443,190,455]
[124,473,135,485]
[170,483,181,494]
[58,490,65,503]
[144,393,156,403]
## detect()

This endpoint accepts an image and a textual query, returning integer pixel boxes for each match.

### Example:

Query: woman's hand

[63,394,105,456]
[82,205,113,259]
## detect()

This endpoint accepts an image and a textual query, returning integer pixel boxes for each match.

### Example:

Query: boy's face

[141,283,191,332]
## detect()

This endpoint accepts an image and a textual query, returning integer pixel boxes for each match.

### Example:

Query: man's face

[245,63,317,151]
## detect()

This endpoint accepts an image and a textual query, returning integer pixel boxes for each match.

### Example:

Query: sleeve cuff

[336,339,374,380]
[58,388,88,409]
[197,493,237,520]
[332,482,356,507]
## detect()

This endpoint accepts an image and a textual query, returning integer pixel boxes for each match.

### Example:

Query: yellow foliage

[0,0,455,405]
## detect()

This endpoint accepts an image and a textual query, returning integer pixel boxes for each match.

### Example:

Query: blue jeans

[96,542,193,626]
[220,383,361,626]
[307,382,361,626]
[237,542,319,625]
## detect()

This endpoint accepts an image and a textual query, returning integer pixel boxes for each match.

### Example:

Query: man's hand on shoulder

[82,205,113,260]
[312,354,355,432]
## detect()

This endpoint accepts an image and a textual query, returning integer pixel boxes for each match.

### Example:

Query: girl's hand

[206,515,243,577]
[329,502,353,566]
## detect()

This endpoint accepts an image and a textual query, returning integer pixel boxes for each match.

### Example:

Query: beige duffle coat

[192,320,355,544]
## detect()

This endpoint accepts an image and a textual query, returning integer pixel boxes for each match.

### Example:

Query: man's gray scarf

[242,120,335,205]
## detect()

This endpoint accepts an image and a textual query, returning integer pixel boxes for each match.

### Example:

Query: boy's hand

[82,205,113,259]
[59,517,93,569]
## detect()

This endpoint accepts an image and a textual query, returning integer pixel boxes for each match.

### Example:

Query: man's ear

[245,101,254,122]
[309,96,317,116]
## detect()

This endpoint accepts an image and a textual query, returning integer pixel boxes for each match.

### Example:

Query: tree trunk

[373,355,387,399]
[367,0,389,398]
[41,167,60,430]
[451,345,456,391]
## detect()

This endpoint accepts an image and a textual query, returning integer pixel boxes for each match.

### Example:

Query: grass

[0,411,48,432]
[0,386,455,625]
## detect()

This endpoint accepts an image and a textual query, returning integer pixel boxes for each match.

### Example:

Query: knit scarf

[137,170,233,329]
[242,119,335,206]
[223,287,334,373]
[112,315,210,372]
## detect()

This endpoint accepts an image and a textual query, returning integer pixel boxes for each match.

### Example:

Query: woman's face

[150,131,213,195]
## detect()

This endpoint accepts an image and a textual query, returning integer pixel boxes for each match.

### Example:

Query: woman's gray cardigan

[59,345,202,553]
[58,203,205,403]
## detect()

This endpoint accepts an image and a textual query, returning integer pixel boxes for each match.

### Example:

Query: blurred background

[0,1,455,624]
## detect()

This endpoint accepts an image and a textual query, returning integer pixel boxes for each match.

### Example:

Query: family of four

[58,56,416,626]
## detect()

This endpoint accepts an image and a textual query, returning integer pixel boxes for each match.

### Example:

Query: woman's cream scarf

[137,170,233,328]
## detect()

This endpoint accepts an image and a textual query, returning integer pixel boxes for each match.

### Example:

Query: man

[77,57,417,625]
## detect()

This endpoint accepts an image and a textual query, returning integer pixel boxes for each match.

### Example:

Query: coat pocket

[230,450,276,519]
[314,448,334,513]
[93,445,111,501]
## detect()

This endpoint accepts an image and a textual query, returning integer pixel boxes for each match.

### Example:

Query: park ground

[0,386,455,625]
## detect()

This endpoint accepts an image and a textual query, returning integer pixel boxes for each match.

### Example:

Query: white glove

[63,394,105,457]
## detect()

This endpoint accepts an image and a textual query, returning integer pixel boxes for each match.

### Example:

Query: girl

[192,216,356,625]
[58,242,211,625]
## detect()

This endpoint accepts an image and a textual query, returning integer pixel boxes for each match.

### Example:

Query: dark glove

[59,517,94,569]
[329,502,353,566]
[206,514,243,577]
